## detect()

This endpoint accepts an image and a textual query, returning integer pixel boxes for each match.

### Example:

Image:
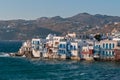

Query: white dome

[46,34,54,40]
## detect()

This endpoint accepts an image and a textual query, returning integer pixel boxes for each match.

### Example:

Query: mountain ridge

[0,13,120,40]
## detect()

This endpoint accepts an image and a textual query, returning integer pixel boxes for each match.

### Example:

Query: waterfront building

[114,47,120,61]
[70,41,79,57]
[12,40,33,58]
[45,34,65,58]
[58,38,82,60]
[14,31,120,61]
[20,40,32,53]
[32,38,43,58]
[81,45,94,60]
[53,36,64,54]
[94,40,118,60]
[58,41,69,59]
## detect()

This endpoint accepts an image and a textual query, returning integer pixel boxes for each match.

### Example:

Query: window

[74,46,77,50]
[61,50,63,54]
[96,45,98,48]
[113,44,115,48]
[106,43,108,49]
[59,44,62,48]
[103,43,105,48]
[110,51,112,56]
[59,50,61,53]
[109,43,111,49]
[71,45,73,50]
[63,44,66,48]
[102,51,105,56]
[33,41,40,45]
[112,51,114,56]
[106,51,108,56]
[63,50,66,54]
[32,46,34,48]
[35,46,39,50]
[98,45,100,48]
[61,44,65,48]
[118,41,120,46]
[104,51,106,56]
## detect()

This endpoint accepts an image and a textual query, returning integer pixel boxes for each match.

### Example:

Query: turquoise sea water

[0,41,120,80]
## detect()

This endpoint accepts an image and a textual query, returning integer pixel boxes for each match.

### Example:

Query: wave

[0,52,10,57]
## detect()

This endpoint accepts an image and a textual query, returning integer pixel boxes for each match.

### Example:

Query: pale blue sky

[0,0,120,20]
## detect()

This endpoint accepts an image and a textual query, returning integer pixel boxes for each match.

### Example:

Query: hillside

[0,20,61,40]
[36,13,120,34]
[0,13,120,40]
[86,22,120,34]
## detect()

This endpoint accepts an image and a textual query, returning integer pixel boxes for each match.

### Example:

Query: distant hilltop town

[10,30,120,61]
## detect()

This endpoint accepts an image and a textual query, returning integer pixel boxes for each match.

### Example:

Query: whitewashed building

[32,38,43,57]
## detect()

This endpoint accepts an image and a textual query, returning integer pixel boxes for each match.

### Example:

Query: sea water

[0,41,120,80]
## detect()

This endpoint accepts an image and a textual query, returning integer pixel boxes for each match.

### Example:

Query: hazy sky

[0,0,120,20]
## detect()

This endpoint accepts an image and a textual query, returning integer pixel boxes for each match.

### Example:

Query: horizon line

[0,12,120,21]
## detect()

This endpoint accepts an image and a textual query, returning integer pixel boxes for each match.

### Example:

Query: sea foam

[0,52,10,57]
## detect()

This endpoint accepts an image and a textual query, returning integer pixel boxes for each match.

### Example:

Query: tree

[94,34,101,41]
